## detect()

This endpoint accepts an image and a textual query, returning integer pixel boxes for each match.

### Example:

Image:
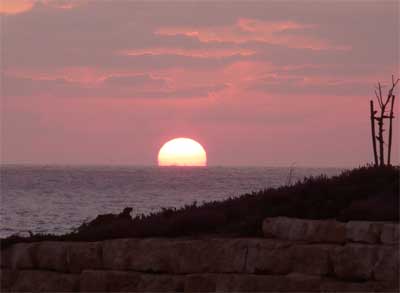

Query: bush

[1,165,398,248]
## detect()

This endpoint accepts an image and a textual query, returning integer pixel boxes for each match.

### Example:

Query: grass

[1,165,398,249]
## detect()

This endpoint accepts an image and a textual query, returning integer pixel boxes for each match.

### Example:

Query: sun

[158,137,207,166]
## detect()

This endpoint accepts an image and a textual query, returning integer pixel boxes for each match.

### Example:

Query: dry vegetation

[1,165,398,249]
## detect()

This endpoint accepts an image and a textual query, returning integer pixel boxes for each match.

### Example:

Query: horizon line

[0,162,363,169]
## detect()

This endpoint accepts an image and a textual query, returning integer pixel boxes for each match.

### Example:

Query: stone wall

[1,217,398,292]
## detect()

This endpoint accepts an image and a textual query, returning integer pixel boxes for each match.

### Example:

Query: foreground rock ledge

[1,217,398,292]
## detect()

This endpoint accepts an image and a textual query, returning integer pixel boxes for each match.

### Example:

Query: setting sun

[158,138,207,166]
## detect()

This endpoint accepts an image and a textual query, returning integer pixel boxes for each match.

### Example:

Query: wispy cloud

[155,18,350,51]
[0,0,84,14]
[3,73,227,99]
[0,0,34,14]
[118,48,256,58]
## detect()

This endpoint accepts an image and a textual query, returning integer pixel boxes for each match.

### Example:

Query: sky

[1,0,399,167]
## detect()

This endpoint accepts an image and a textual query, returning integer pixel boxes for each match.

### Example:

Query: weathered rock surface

[66,242,103,273]
[35,241,68,272]
[0,270,19,291]
[373,246,399,282]
[102,238,248,273]
[245,239,293,274]
[2,270,79,292]
[4,243,37,270]
[184,274,217,292]
[215,273,323,292]
[1,217,398,292]
[331,244,379,281]
[291,244,333,276]
[346,221,382,243]
[262,217,346,243]
[380,223,399,244]
[80,270,184,292]
[263,217,399,245]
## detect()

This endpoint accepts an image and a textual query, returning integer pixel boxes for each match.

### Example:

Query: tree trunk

[377,107,385,166]
[370,100,378,166]
[387,95,395,165]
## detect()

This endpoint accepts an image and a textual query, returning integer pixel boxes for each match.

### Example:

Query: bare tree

[370,75,399,166]
[370,100,378,166]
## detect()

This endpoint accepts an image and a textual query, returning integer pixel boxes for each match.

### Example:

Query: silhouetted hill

[1,165,398,248]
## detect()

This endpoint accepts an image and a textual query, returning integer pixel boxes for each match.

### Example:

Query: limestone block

[216,273,322,292]
[10,270,79,292]
[80,270,113,292]
[0,269,19,291]
[184,274,217,292]
[245,239,292,274]
[136,273,184,292]
[216,274,281,292]
[102,238,248,273]
[283,273,324,292]
[373,246,399,282]
[8,243,37,270]
[80,270,183,292]
[380,223,399,244]
[4,241,102,272]
[291,244,333,276]
[81,270,143,292]
[35,241,68,272]
[346,221,382,244]
[1,248,12,268]
[262,217,346,243]
[331,244,379,281]
[320,279,392,292]
[66,242,102,273]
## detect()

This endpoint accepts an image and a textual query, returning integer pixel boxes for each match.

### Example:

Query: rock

[81,271,143,292]
[320,279,388,292]
[0,269,19,291]
[35,242,68,272]
[184,274,217,292]
[331,244,379,281]
[102,238,248,273]
[79,270,109,292]
[10,270,79,292]
[283,273,324,292]
[380,223,399,244]
[373,246,399,282]
[2,218,399,292]
[1,248,12,268]
[245,239,293,274]
[136,273,184,292]
[216,273,322,292]
[215,274,280,292]
[8,243,37,270]
[291,244,333,276]
[66,242,102,273]
[262,217,346,244]
[346,221,382,243]
[80,270,184,292]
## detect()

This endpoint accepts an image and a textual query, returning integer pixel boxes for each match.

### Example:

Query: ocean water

[0,165,343,238]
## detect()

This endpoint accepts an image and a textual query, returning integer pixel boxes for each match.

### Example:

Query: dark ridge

[1,165,398,249]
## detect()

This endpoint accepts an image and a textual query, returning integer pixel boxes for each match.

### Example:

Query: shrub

[1,165,398,248]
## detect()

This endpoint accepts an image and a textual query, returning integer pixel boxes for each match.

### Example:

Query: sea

[0,165,343,238]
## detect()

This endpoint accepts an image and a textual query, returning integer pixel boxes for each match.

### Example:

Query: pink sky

[1,1,399,167]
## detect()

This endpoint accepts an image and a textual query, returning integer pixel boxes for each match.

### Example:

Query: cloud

[155,18,348,50]
[0,0,84,14]
[2,74,226,99]
[0,0,34,14]
[118,48,256,59]
[102,74,166,88]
